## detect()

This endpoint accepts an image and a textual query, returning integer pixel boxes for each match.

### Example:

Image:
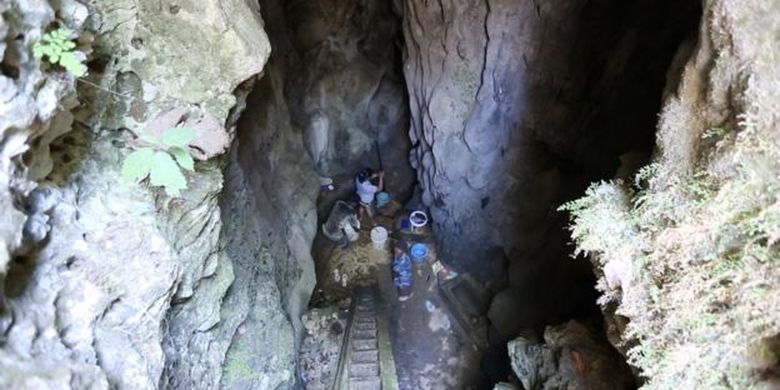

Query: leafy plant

[634,162,661,188]
[33,27,87,77]
[702,126,730,139]
[121,127,196,196]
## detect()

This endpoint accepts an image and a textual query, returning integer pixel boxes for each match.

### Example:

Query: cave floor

[312,211,488,389]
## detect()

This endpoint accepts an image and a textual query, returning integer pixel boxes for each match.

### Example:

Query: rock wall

[212,54,320,390]
[508,321,634,390]
[562,0,780,388]
[400,0,700,331]
[0,0,82,296]
[267,0,415,202]
[0,0,314,388]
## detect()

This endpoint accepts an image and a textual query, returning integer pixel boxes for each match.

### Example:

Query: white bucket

[409,211,429,231]
[370,226,388,250]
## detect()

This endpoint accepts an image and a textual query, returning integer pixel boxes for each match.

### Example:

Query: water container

[409,211,428,231]
[370,226,388,250]
[376,192,392,207]
[410,243,429,263]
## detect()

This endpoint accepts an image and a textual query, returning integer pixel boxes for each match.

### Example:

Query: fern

[702,126,730,139]
[33,27,87,77]
[634,163,661,188]
[121,127,196,196]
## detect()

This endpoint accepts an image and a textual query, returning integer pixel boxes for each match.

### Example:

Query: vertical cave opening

[224,0,702,388]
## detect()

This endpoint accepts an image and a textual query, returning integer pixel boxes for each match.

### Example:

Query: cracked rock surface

[0,1,316,389]
[400,0,699,279]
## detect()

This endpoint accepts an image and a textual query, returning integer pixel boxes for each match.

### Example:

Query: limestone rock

[202,38,319,389]
[87,0,270,133]
[508,321,634,390]
[565,0,780,387]
[400,0,700,279]
[0,0,81,281]
[278,0,415,200]
[0,1,312,389]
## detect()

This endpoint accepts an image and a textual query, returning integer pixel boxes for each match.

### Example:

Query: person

[355,168,384,225]
[321,201,360,247]
[392,241,413,301]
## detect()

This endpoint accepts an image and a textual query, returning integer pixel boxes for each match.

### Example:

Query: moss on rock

[562,1,780,387]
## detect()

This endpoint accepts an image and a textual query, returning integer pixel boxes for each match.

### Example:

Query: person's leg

[365,203,374,220]
[359,202,375,226]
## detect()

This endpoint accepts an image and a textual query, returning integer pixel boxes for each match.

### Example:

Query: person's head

[357,168,375,183]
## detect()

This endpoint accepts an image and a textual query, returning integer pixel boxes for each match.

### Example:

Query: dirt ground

[377,246,488,389]
[311,206,490,389]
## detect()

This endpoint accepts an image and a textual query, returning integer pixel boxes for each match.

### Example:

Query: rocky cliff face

[400,0,699,332]
[0,0,315,388]
[563,0,780,388]
[212,53,320,390]
[401,0,699,272]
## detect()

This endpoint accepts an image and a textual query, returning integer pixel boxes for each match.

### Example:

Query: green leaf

[32,44,44,58]
[52,29,66,40]
[160,127,195,148]
[149,151,187,196]
[59,52,86,76]
[170,147,195,171]
[121,147,155,182]
[34,27,86,77]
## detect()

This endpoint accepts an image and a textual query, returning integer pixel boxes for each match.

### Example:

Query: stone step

[349,362,379,378]
[305,382,327,390]
[349,377,381,390]
[352,328,377,340]
[354,315,376,323]
[353,320,377,331]
[351,350,379,364]
[352,338,377,351]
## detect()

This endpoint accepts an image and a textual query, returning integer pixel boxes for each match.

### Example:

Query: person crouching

[355,168,384,226]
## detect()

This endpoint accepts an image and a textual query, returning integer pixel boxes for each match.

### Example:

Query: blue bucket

[410,243,429,263]
[376,192,391,207]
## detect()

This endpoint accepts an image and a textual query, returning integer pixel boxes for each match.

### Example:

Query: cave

[222,0,701,388]
[8,0,780,389]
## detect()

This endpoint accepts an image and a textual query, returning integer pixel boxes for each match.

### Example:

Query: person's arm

[378,171,384,191]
